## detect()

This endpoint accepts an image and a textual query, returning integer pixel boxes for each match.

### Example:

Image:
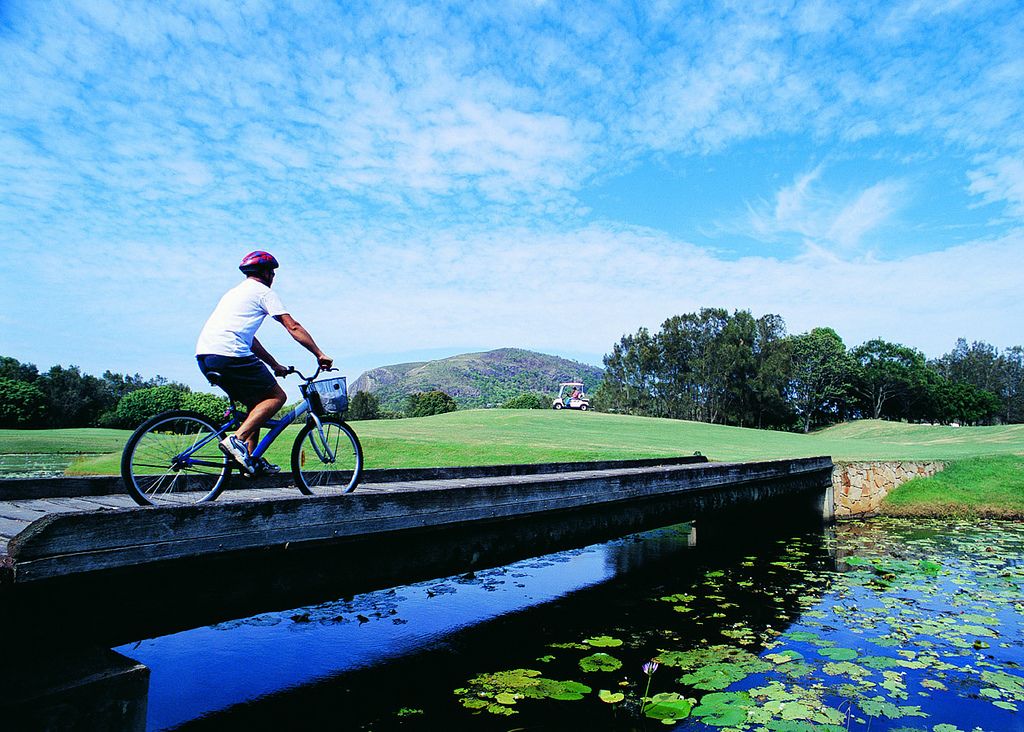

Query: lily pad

[981,670,1024,700]
[584,635,623,647]
[643,692,693,722]
[456,669,591,715]
[819,647,858,661]
[681,662,759,690]
[579,652,621,672]
[597,689,624,704]
[858,695,927,720]
[692,691,751,727]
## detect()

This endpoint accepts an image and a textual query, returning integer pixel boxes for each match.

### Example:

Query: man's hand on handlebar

[273,364,293,378]
[317,355,334,370]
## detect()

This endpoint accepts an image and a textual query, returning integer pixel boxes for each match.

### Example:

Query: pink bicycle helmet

[239,250,279,274]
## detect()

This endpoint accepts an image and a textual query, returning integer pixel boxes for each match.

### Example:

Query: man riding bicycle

[196,250,333,475]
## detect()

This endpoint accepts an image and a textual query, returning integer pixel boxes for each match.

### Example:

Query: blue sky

[1,0,1022,394]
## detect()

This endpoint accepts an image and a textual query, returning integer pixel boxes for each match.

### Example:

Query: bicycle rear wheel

[291,417,362,494]
[121,410,233,506]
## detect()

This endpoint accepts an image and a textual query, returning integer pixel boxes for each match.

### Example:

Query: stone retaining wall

[833,461,945,517]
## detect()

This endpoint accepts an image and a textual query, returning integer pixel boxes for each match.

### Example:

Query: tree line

[0,356,235,429]
[0,354,462,429]
[593,308,1022,431]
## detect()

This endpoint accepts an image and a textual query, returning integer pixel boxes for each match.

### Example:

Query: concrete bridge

[0,455,832,640]
[0,455,833,727]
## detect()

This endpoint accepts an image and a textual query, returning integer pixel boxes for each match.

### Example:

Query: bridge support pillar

[0,647,149,730]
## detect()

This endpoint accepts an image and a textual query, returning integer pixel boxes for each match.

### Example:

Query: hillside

[348,348,604,410]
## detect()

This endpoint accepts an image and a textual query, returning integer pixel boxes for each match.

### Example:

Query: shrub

[111,385,186,428]
[181,391,231,424]
[0,377,48,428]
[405,390,458,417]
[348,390,380,420]
[501,393,547,409]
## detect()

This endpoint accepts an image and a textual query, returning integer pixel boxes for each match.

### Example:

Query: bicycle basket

[308,377,348,416]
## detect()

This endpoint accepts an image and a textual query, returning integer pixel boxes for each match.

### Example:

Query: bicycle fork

[306,413,337,464]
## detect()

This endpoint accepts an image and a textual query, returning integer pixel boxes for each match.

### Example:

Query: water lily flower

[641,659,660,713]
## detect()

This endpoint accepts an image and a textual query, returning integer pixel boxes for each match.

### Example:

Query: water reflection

[18,516,1022,731]
[113,513,828,730]
[117,522,704,730]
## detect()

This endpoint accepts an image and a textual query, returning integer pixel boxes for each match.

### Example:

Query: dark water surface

[115,518,1024,731]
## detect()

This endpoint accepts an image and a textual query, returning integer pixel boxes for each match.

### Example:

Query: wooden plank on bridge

[0,517,30,542]
[1,457,834,584]
[0,455,711,500]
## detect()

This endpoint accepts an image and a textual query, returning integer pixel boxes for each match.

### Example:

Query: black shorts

[196,354,277,406]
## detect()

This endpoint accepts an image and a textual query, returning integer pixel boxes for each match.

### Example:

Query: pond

[0,452,104,478]
[114,517,1024,731]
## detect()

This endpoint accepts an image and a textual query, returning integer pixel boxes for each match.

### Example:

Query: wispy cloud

[968,156,1024,218]
[740,167,908,255]
[1,0,1022,386]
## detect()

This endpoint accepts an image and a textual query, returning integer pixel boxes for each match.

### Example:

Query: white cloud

[826,180,907,252]
[741,167,907,254]
[968,157,1024,218]
[2,0,1023,389]
[234,224,1024,367]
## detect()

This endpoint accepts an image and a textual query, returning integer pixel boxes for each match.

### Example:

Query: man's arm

[252,337,290,376]
[274,313,333,369]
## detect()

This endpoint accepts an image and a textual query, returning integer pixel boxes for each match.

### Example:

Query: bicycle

[120,365,363,506]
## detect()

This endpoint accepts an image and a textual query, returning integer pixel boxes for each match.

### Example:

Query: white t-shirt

[196,279,288,357]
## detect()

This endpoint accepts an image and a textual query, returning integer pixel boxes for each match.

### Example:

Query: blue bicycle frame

[176,395,332,469]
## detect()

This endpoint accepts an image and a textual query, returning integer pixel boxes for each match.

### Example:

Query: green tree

[0,377,48,427]
[405,390,458,417]
[850,339,927,420]
[348,390,381,420]
[932,339,1002,394]
[597,309,794,428]
[101,370,169,401]
[787,328,855,432]
[0,356,40,383]
[930,339,1024,423]
[935,381,1000,425]
[748,314,795,429]
[596,327,659,415]
[998,346,1024,423]
[658,308,732,422]
[36,365,116,427]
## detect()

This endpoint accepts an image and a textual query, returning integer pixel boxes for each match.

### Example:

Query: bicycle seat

[204,371,223,387]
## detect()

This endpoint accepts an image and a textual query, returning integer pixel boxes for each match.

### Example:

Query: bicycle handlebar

[281,364,338,382]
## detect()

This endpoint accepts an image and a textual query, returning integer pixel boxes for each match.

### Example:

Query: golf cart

[553,382,590,411]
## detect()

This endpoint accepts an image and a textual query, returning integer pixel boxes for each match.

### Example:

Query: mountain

[349,348,605,410]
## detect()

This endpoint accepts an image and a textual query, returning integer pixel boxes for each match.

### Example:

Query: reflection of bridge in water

[0,455,833,727]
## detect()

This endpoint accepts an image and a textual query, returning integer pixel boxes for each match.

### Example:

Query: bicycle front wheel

[291,417,363,494]
[121,410,232,506]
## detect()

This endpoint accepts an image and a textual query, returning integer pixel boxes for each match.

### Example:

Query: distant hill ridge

[349,348,605,410]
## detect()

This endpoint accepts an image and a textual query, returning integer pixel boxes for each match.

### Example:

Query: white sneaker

[220,435,256,475]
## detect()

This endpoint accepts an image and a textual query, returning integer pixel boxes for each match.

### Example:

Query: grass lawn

[2,412,1022,477]
[880,455,1024,519]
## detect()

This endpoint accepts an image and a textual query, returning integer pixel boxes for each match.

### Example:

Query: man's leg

[236,383,287,455]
